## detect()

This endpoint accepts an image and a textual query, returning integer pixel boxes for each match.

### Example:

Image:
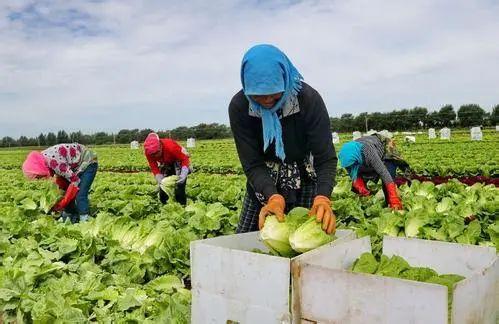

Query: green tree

[457,104,485,127]
[37,133,46,146]
[57,130,70,143]
[138,129,154,142]
[94,132,111,145]
[0,137,16,147]
[46,132,57,145]
[80,134,93,145]
[18,136,30,146]
[438,105,456,127]
[70,131,83,143]
[491,104,499,125]
[116,129,132,144]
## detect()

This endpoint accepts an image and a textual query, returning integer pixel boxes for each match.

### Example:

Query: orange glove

[385,182,403,210]
[258,194,285,230]
[309,195,336,234]
[52,184,79,212]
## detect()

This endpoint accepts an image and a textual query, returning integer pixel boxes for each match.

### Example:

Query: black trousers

[158,163,187,205]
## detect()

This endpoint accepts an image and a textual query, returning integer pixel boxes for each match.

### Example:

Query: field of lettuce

[0,132,498,323]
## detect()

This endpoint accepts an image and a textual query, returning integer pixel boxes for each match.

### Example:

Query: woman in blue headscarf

[338,133,407,209]
[229,44,337,234]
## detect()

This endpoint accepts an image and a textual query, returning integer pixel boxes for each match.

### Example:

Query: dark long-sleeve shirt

[229,82,337,200]
[356,135,393,184]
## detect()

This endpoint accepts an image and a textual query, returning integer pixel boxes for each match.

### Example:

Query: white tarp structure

[440,128,451,140]
[352,131,362,140]
[404,136,416,143]
[187,137,196,148]
[470,127,483,141]
[428,128,436,139]
[332,132,340,144]
[378,129,393,138]
[130,140,139,149]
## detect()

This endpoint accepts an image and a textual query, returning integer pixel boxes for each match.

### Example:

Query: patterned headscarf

[22,151,50,179]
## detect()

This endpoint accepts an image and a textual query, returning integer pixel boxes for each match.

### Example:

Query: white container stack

[295,236,498,324]
[130,140,139,149]
[429,128,436,139]
[190,230,355,324]
[440,127,451,140]
[186,137,196,148]
[404,135,416,143]
[470,127,483,141]
[332,132,340,144]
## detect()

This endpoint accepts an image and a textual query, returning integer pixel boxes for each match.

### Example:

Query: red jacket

[146,139,190,175]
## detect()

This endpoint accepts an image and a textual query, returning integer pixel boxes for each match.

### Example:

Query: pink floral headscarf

[22,151,50,179]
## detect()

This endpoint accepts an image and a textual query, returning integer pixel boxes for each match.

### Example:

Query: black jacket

[229,82,337,200]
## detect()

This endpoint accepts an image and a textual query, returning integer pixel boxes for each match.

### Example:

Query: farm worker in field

[229,44,337,234]
[144,132,190,205]
[22,143,98,223]
[338,133,408,210]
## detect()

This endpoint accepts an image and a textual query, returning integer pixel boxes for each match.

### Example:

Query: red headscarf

[144,132,161,156]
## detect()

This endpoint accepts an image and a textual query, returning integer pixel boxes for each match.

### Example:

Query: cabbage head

[289,217,334,253]
[260,215,296,257]
[160,175,179,202]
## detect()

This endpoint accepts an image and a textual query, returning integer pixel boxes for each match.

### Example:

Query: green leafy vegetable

[289,217,334,253]
[260,215,296,257]
[160,175,179,202]
[351,252,378,274]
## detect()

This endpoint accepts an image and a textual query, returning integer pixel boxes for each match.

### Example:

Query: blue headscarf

[338,141,364,180]
[241,44,303,161]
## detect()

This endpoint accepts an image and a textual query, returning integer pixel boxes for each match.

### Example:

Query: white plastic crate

[130,140,139,149]
[190,230,355,324]
[186,137,196,148]
[379,130,393,138]
[295,236,497,324]
[429,128,436,139]
[352,131,362,140]
[470,127,483,141]
[332,132,340,144]
[440,127,451,140]
[404,135,416,143]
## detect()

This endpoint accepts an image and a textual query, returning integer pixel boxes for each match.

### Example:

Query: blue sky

[1,0,499,137]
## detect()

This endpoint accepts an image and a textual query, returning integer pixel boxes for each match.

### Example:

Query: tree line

[1,104,497,147]
[0,123,232,148]
[330,104,498,132]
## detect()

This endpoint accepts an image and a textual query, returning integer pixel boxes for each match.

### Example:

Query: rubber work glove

[352,177,370,196]
[309,195,336,234]
[54,176,69,190]
[385,182,403,210]
[52,184,79,212]
[258,194,285,230]
[177,166,189,184]
[154,174,164,185]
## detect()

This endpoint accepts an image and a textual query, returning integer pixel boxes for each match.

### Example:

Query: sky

[1,0,499,138]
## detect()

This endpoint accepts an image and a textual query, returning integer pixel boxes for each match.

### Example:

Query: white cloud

[1,0,498,137]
